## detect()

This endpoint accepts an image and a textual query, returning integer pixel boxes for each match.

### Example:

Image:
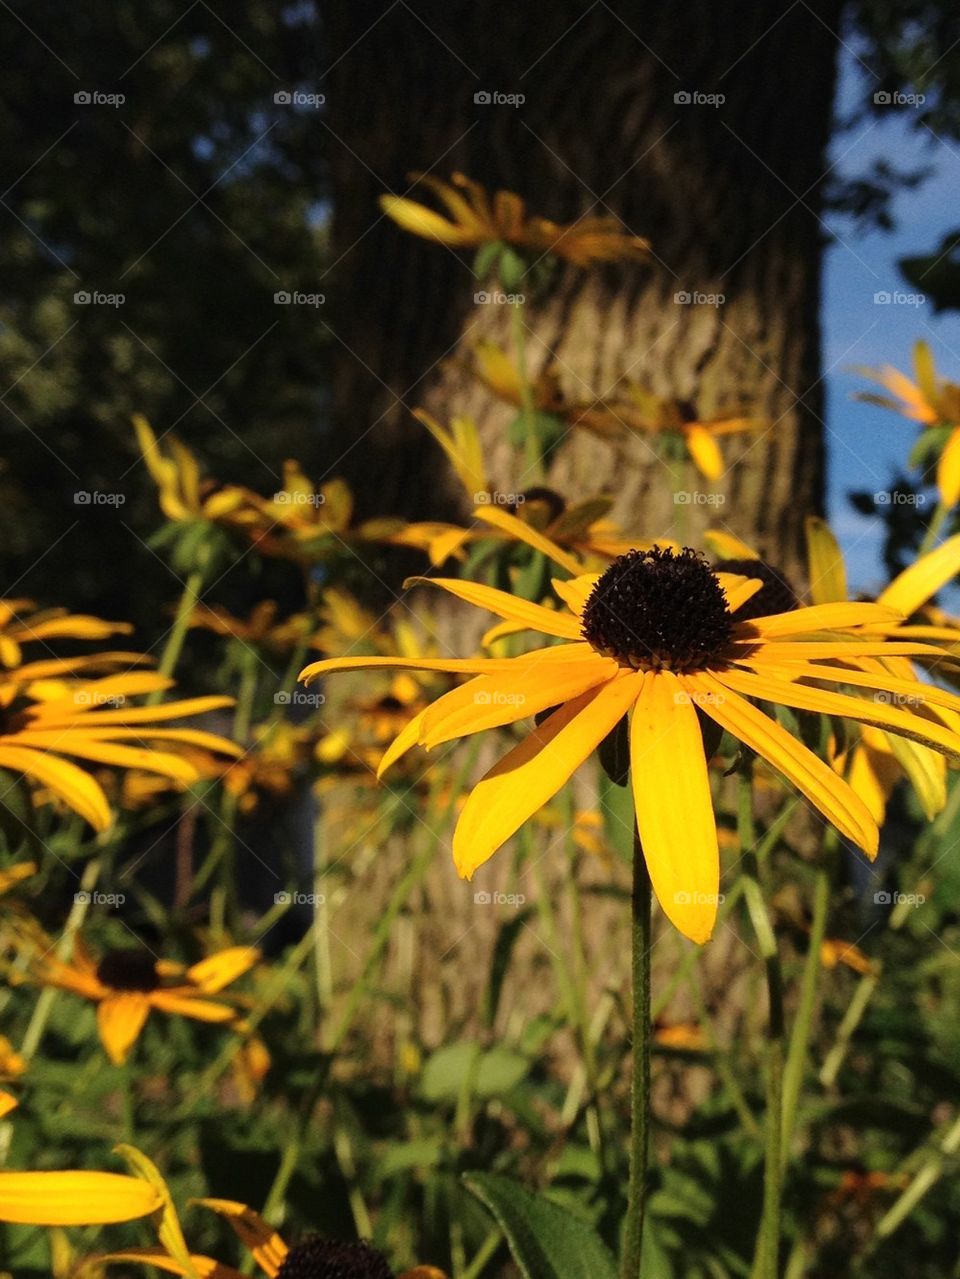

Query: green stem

[740,766,785,1279]
[148,568,205,699]
[620,822,651,1279]
[871,1110,960,1245]
[510,299,543,482]
[780,842,833,1165]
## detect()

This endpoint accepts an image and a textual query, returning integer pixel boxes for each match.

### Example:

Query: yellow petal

[95,1251,242,1279]
[418,655,616,749]
[551,574,602,617]
[403,576,583,639]
[879,532,960,616]
[377,709,427,777]
[379,195,475,246]
[688,672,878,855]
[630,672,719,943]
[471,506,585,577]
[149,993,237,1023]
[715,573,764,614]
[0,1171,162,1225]
[301,644,589,686]
[0,745,112,830]
[804,516,848,606]
[98,993,151,1065]
[114,1145,199,1278]
[452,674,642,878]
[185,947,260,993]
[685,424,724,480]
[193,1198,288,1277]
[704,530,760,560]
[936,428,960,507]
[0,1092,17,1118]
[741,602,901,636]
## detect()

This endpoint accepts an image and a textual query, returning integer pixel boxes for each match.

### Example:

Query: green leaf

[464,1172,618,1279]
[420,1042,529,1102]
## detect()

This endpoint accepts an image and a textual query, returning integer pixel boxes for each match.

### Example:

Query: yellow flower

[0,1035,25,1083]
[187,600,317,654]
[301,533,960,943]
[133,415,256,527]
[98,1151,447,1279]
[0,671,241,831]
[854,341,960,504]
[0,599,133,671]
[381,172,648,267]
[0,1097,162,1225]
[33,939,260,1065]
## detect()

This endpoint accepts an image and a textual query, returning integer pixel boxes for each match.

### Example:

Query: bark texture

[325,0,841,578]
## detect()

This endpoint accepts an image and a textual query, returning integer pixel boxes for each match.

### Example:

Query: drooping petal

[98,993,152,1065]
[686,672,878,855]
[472,506,585,576]
[193,1198,289,1277]
[418,656,616,749]
[377,709,427,777]
[718,665,960,762]
[936,427,960,507]
[452,674,643,878]
[301,649,575,686]
[684,424,724,480]
[94,1251,243,1279]
[0,1172,162,1225]
[0,745,112,830]
[629,671,719,943]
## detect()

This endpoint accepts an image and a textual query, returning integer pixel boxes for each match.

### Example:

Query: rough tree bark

[325,0,841,580]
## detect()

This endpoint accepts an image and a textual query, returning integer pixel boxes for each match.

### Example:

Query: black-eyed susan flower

[706,521,960,824]
[854,341,960,505]
[33,940,260,1065]
[0,599,133,670]
[0,1096,162,1225]
[0,670,241,830]
[134,415,258,528]
[381,172,648,268]
[98,1153,447,1278]
[300,534,960,943]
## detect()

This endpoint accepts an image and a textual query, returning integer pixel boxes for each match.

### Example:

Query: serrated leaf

[464,1171,618,1279]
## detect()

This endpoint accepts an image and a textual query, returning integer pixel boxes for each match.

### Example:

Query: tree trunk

[325,0,840,580]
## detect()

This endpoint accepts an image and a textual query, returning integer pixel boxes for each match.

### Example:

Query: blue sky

[824,47,960,589]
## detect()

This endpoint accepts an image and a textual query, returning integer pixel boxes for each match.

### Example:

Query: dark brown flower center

[714,558,798,621]
[581,546,733,672]
[95,949,160,993]
[276,1237,392,1279]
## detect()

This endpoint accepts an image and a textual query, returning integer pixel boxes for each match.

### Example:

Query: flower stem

[620,822,651,1279]
[739,765,785,1279]
[148,567,205,701]
[510,298,544,482]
